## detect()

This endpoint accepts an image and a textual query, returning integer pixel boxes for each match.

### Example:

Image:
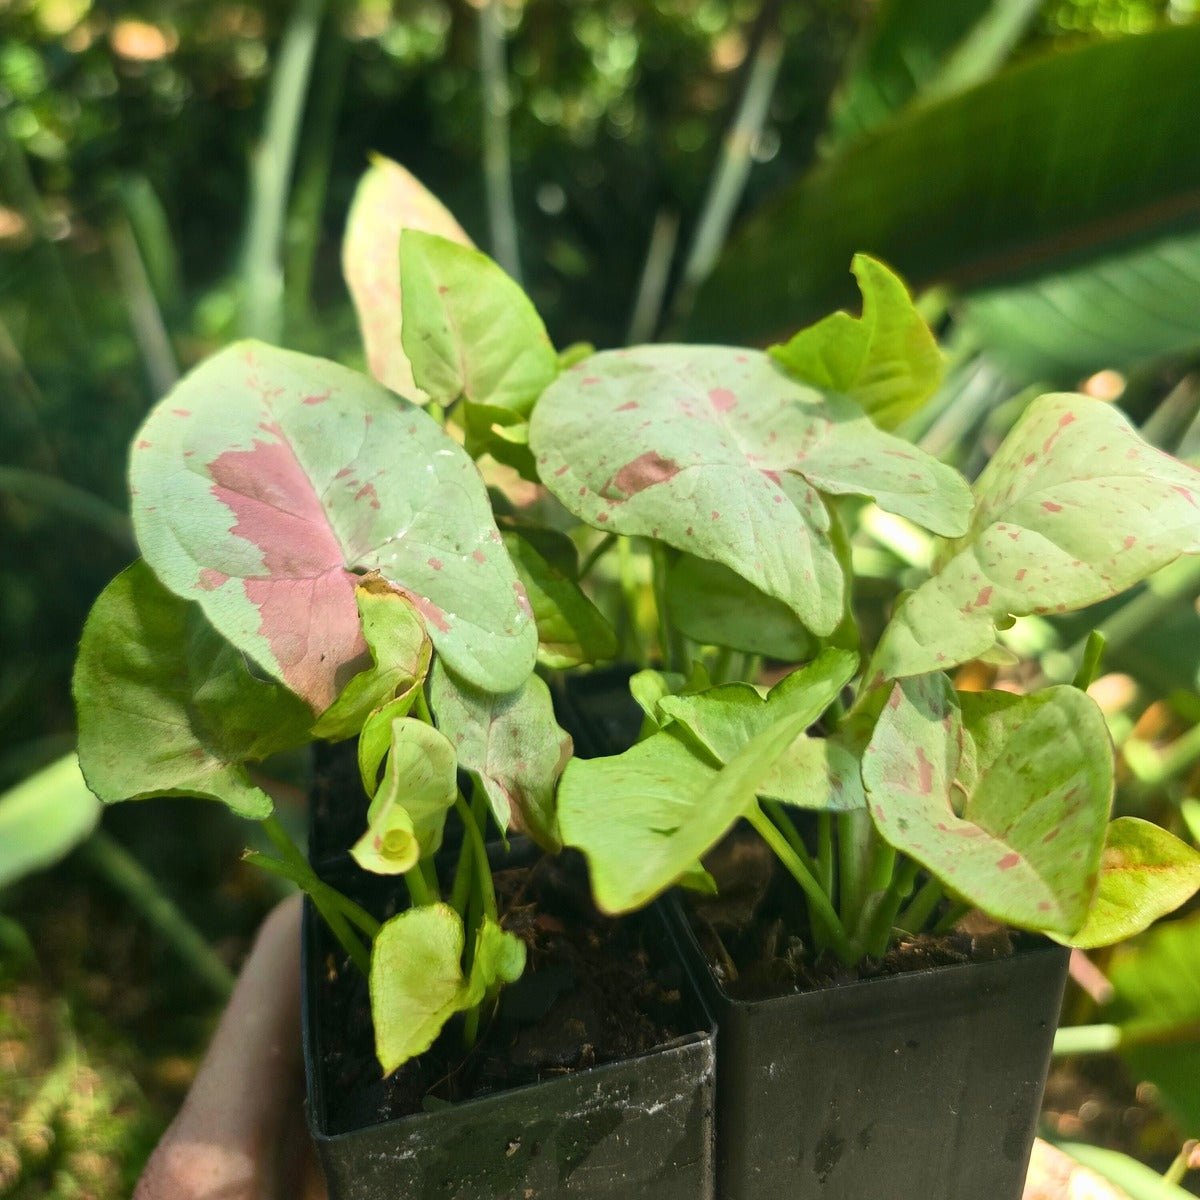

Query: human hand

[134,895,327,1199]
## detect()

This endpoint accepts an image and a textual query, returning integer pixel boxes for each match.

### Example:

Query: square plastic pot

[667,898,1069,1200]
[301,877,717,1200]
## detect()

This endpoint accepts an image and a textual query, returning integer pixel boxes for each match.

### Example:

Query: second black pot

[668,898,1068,1200]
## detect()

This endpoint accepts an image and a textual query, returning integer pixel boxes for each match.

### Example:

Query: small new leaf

[770,254,943,431]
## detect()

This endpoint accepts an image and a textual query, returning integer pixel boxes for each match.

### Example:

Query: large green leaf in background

[530,346,971,638]
[862,676,1112,935]
[1107,912,1200,1133]
[825,0,1042,150]
[0,755,101,889]
[690,24,1200,349]
[129,342,537,706]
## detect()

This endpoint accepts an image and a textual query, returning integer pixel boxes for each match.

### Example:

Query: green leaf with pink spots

[769,254,944,431]
[129,342,537,708]
[74,562,313,819]
[872,393,1200,680]
[430,660,571,851]
[861,675,1113,934]
[342,155,472,402]
[529,346,971,637]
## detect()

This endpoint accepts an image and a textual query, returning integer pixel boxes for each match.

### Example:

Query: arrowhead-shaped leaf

[501,528,617,669]
[371,904,526,1074]
[130,342,537,708]
[770,254,943,431]
[872,393,1200,679]
[430,661,571,850]
[560,656,852,913]
[313,580,432,740]
[342,155,471,401]
[862,675,1112,934]
[351,718,458,875]
[530,346,971,637]
[1064,818,1200,950]
[73,562,312,818]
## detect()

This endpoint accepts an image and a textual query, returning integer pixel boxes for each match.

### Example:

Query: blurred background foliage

[1,0,1199,1194]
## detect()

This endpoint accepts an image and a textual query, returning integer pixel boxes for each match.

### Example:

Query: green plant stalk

[616,535,645,661]
[650,543,679,671]
[0,468,134,551]
[626,207,680,345]
[577,532,617,582]
[404,862,436,909]
[860,858,921,957]
[817,813,835,898]
[240,0,326,341]
[763,800,832,953]
[449,826,475,917]
[244,850,380,941]
[1053,1019,1200,1057]
[1072,630,1107,691]
[456,793,498,922]
[109,212,179,397]
[1163,1141,1196,1187]
[80,831,234,999]
[478,0,521,282]
[895,874,943,935]
[746,802,855,963]
[933,900,970,934]
[710,645,735,686]
[836,809,874,931]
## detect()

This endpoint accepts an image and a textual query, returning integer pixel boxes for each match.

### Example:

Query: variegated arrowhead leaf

[1063,817,1200,949]
[430,660,571,850]
[342,155,471,401]
[73,562,312,818]
[312,580,431,740]
[862,675,1113,934]
[130,342,537,708]
[872,394,1200,679]
[770,254,943,431]
[529,346,971,637]
[371,904,525,1073]
[351,718,458,874]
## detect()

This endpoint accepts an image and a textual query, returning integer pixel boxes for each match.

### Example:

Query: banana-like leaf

[690,24,1200,345]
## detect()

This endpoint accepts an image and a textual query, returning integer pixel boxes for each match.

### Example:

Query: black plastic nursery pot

[667,900,1069,1200]
[301,815,717,1199]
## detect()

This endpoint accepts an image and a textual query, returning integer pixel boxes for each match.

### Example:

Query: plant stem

[817,813,835,899]
[860,858,921,957]
[933,901,971,934]
[616,535,645,661]
[450,827,475,916]
[625,207,680,345]
[1163,1141,1197,1187]
[1072,630,1106,691]
[413,686,434,726]
[764,801,833,954]
[896,875,943,935]
[746,803,855,963]
[456,793,497,921]
[0,468,134,551]
[404,863,435,909]
[244,851,379,940]
[477,0,521,282]
[837,810,874,931]
[577,532,617,582]
[1053,1020,1200,1057]
[240,0,326,341]
[80,831,233,999]
[710,645,735,685]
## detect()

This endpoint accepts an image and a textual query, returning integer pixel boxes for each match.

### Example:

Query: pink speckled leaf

[130,342,537,709]
[872,394,1200,679]
[862,675,1112,934]
[529,346,971,637]
[342,155,472,402]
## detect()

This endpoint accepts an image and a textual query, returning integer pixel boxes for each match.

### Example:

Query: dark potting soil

[314,849,691,1135]
[688,826,1018,1002]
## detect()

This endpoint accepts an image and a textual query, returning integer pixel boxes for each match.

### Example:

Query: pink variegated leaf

[342,155,472,402]
[130,342,536,710]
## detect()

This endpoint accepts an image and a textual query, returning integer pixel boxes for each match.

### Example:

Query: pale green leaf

[1056,1143,1193,1200]
[530,346,972,638]
[1063,818,1200,950]
[665,554,814,659]
[313,581,432,740]
[351,718,458,875]
[130,342,537,703]
[501,529,617,669]
[430,661,571,850]
[371,904,525,1074]
[872,394,1200,680]
[357,692,421,800]
[770,255,943,430]
[73,562,312,819]
[399,230,558,464]
[560,681,844,914]
[0,755,101,889]
[862,676,1113,934]
[342,155,471,402]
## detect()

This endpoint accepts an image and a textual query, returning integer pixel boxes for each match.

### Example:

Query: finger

[135,894,307,1200]
[1023,1139,1127,1200]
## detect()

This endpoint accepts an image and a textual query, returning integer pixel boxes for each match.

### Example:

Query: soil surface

[688,827,1019,1001]
[313,847,695,1135]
